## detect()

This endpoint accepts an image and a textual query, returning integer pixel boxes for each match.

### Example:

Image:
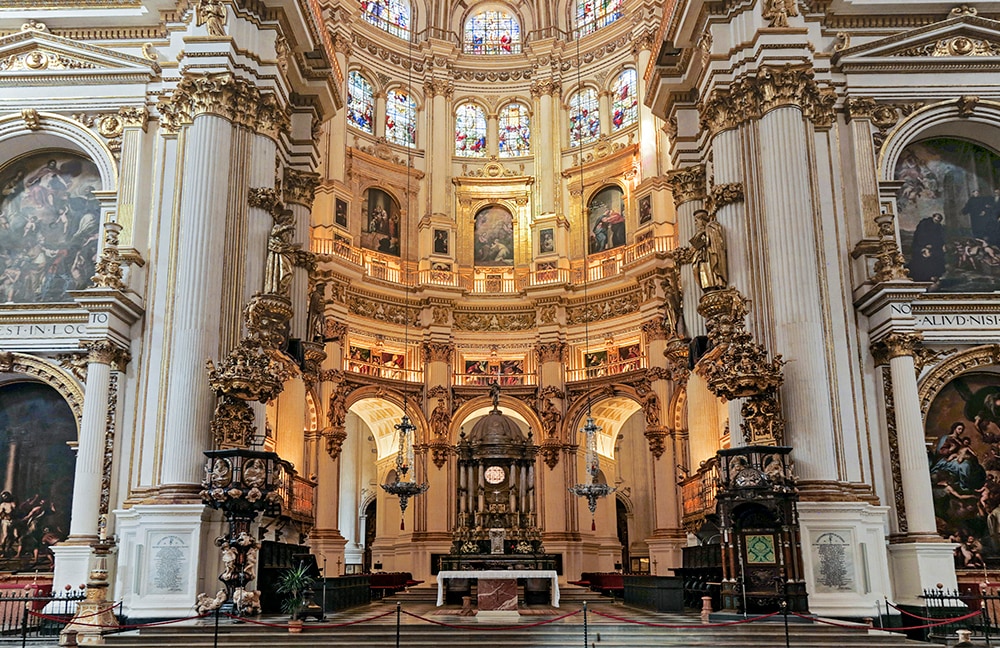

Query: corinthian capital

[536,342,565,363]
[157,72,290,140]
[665,165,706,208]
[84,340,131,370]
[282,168,320,208]
[422,342,454,364]
[871,332,923,365]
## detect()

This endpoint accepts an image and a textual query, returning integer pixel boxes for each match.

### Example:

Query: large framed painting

[360,187,400,256]
[0,382,77,569]
[895,138,1000,292]
[0,152,102,303]
[587,185,625,254]
[473,205,514,266]
[924,371,1000,567]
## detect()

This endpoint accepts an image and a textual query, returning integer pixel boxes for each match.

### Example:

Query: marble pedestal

[478,578,517,611]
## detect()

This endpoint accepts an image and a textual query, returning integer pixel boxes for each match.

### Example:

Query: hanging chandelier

[569,416,615,530]
[380,413,428,529]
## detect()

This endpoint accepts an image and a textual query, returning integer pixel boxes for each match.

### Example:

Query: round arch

[343,384,431,442]
[0,352,85,434]
[563,384,642,443]
[918,344,1000,417]
[450,394,544,440]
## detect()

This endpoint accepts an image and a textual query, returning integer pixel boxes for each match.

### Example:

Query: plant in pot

[276,563,316,632]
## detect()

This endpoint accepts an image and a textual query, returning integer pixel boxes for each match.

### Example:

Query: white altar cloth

[435,569,560,607]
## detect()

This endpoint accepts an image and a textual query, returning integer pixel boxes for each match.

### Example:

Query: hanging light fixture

[379,25,427,529]
[568,32,614,530]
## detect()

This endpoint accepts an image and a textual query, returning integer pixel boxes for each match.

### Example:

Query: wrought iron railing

[0,586,88,638]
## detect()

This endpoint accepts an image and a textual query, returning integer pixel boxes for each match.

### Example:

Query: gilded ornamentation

[690,210,728,292]
[91,222,127,291]
[740,391,785,445]
[661,267,686,338]
[0,353,84,422]
[349,296,419,326]
[57,352,88,383]
[84,339,130,370]
[540,439,561,470]
[463,159,521,178]
[539,304,558,325]
[118,105,148,130]
[672,245,694,266]
[644,429,667,459]
[423,79,455,99]
[663,338,691,383]
[566,293,640,325]
[912,345,956,377]
[917,345,1000,415]
[871,211,911,283]
[665,165,706,207]
[248,187,280,213]
[762,0,798,28]
[282,168,320,208]
[957,95,980,117]
[536,342,565,363]
[895,36,1000,57]
[0,50,96,72]
[642,318,672,342]
[834,32,851,52]
[157,72,289,139]
[707,183,744,213]
[950,4,978,17]
[431,306,451,325]
[453,311,536,331]
[99,373,119,519]
[323,319,347,341]
[141,43,157,61]
[423,342,454,364]
[845,96,876,121]
[195,0,228,37]
[210,396,257,448]
[698,65,835,135]
[20,109,40,131]
[274,35,289,74]
[882,366,907,532]
[324,428,348,461]
[871,332,923,363]
[21,19,48,32]
[263,209,299,298]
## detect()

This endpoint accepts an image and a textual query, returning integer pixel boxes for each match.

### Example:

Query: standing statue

[762,0,798,27]
[661,267,687,338]
[195,0,227,36]
[430,397,450,438]
[637,384,662,428]
[263,218,298,297]
[690,209,728,292]
[537,392,563,438]
[306,282,326,343]
[327,383,349,428]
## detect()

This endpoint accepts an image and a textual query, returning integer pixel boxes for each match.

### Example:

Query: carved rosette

[422,342,454,364]
[872,212,911,283]
[665,165,707,207]
[698,64,836,136]
[282,168,320,208]
[84,339,131,371]
[157,72,290,140]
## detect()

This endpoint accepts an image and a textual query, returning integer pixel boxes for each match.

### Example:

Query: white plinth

[476,611,521,623]
[888,541,959,606]
[52,544,95,593]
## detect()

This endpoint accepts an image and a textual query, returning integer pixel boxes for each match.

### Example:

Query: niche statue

[690,209,728,292]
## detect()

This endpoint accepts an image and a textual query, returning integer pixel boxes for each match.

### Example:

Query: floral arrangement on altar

[513,541,534,554]
[459,541,480,554]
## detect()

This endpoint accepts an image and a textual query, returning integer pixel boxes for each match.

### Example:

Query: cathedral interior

[0,0,999,626]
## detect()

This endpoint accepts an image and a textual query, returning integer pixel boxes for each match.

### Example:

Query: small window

[611,69,637,131]
[569,88,600,147]
[347,71,375,134]
[385,89,416,147]
[576,0,624,37]
[463,9,521,55]
[455,103,488,157]
[498,102,530,157]
[359,0,410,39]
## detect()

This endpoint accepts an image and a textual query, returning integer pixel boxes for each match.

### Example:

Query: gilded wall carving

[453,311,536,331]
[665,165,706,207]
[566,292,640,325]
[157,72,290,139]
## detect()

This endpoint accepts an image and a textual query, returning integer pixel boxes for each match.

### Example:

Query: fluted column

[486,110,499,157]
[634,33,658,180]
[531,81,558,214]
[666,165,707,338]
[375,92,387,138]
[598,90,612,137]
[284,168,320,340]
[160,111,234,491]
[114,106,149,251]
[757,105,837,482]
[68,341,129,539]
[426,80,453,214]
[845,97,882,239]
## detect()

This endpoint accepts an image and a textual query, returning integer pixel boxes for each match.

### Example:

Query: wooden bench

[369,572,423,599]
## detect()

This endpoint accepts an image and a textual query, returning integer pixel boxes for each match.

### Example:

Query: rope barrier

[883,599,978,621]
[28,609,212,630]
[223,609,396,629]
[401,607,581,631]
[589,607,782,628]
[790,609,984,632]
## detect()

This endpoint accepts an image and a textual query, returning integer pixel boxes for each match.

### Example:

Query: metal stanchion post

[213,605,220,648]
[396,601,401,648]
[20,601,28,648]
[583,601,588,648]
[984,599,991,648]
[782,580,790,648]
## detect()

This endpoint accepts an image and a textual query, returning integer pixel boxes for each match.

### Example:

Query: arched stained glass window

[463,9,521,55]
[385,89,416,147]
[455,103,487,157]
[347,71,375,134]
[576,0,624,37]
[611,69,638,131]
[569,88,600,147]
[360,0,410,39]
[499,102,530,157]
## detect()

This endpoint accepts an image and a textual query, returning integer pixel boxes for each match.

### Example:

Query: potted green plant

[276,563,316,632]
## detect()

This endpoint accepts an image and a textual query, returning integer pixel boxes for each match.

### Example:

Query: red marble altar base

[477,578,518,611]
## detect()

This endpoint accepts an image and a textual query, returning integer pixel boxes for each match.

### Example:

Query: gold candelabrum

[696,288,786,445]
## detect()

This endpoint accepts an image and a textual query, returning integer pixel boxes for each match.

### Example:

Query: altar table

[435,569,560,607]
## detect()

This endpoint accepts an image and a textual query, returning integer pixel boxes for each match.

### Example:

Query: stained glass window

[611,69,638,131]
[455,103,487,157]
[359,0,410,39]
[569,88,600,147]
[347,71,375,134]
[576,0,624,37]
[385,89,416,147]
[463,9,521,55]
[498,102,530,157]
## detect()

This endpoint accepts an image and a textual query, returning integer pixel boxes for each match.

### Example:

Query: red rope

[223,609,396,629]
[28,609,211,630]
[401,607,581,630]
[791,609,984,631]
[883,599,979,621]
[589,608,782,628]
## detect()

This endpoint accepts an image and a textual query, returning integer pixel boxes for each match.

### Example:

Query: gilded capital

[642,318,671,342]
[665,165,706,208]
[708,183,744,213]
[422,342,454,364]
[282,168,320,208]
[529,80,560,98]
[871,332,923,364]
[84,340,131,370]
[424,79,454,99]
[248,187,281,213]
[118,105,149,130]
[536,342,565,363]
[846,96,878,122]
[157,72,290,140]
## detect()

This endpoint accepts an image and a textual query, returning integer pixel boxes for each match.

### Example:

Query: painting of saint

[360,188,400,256]
[924,372,1000,567]
[894,139,1000,292]
[587,185,626,254]
[638,195,652,224]
[584,350,607,377]
[473,205,514,266]
[335,198,348,228]
[539,228,554,254]
[499,360,523,385]
[0,382,77,569]
[0,152,102,303]
[433,229,449,255]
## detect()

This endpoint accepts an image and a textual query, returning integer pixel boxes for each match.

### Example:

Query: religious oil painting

[924,371,1000,567]
[0,152,102,303]
[473,205,514,266]
[433,229,449,255]
[335,198,348,228]
[584,350,608,377]
[538,228,554,254]
[588,185,626,254]
[498,360,523,385]
[638,195,652,224]
[894,138,1000,293]
[360,188,400,257]
[0,382,77,569]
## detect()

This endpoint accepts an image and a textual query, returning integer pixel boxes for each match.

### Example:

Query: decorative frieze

[566,293,640,325]
[422,342,454,364]
[348,295,419,326]
[453,311,535,331]
[893,35,1000,57]
[157,72,290,140]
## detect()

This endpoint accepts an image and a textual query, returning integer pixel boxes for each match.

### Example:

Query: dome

[468,407,526,446]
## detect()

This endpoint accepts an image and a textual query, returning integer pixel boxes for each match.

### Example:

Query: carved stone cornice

[453,311,535,331]
[157,72,290,140]
[282,168,320,208]
[871,332,923,365]
[529,79,560,98]
[698,65,836,136]
[536,342,566,363]
[422,342,454,364]
[665,165,706,208]
[84,339,130,370]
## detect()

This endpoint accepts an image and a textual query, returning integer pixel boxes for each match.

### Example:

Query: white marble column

[532,81,557,214]
[487,110,499,158]
[428,82,452,213]
[634,37,658,180]
[758,106,837,481]
[160,112,233,491]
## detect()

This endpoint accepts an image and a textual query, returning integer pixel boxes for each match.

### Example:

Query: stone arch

[451,394,543,441]
[343,384,431,441]
[918,344,1000,417]
[0,353,84,433]
[563,384,642,443]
